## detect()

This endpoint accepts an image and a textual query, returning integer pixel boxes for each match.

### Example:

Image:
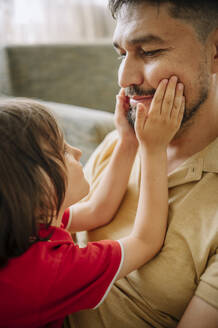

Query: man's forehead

[113,3,190,48]
[113,34,168,49]
[113,17,172,48]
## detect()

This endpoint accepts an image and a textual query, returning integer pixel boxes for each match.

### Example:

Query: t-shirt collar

[168,137,218,188]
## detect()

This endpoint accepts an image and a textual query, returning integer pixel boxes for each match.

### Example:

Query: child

[0,76,184,328]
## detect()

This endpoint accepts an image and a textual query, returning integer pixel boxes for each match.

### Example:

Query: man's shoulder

[200,136,218,173]
[84,130,119,177]
[99,129,119,148]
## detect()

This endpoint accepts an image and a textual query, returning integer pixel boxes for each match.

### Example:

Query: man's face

[113,3,211,129]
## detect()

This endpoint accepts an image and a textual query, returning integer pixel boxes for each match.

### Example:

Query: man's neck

[167,99,218,174]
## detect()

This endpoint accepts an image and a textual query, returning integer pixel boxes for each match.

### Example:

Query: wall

[0,0,115,44]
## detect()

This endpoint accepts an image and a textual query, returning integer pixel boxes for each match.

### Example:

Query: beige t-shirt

[73,131,218,328]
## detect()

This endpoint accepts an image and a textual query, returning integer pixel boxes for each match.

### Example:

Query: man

[69,1,218,327]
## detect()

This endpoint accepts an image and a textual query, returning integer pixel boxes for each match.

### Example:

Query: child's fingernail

[171,76,178,82]
[178,83,184,90]
[162,79,168,84]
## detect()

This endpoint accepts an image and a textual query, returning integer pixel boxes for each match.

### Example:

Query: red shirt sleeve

[0,226,123,328]
[40,238,123,324]
[61,208,70,229]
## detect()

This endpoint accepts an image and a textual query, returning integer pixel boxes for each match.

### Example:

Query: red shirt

[0,210,123,328]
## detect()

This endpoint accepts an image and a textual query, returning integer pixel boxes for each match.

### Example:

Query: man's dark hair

[108,0,218,42]
[0,99,67,268]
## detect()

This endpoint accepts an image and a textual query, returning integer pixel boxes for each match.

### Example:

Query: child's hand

[135,76,185,150]
[115,88,138,145]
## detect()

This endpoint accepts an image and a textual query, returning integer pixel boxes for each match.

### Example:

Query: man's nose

[118,55,144,88]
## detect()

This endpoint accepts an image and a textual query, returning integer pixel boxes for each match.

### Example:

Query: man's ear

[211,28,218,74]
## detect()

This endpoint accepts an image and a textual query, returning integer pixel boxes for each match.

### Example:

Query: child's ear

[211,28,218,74]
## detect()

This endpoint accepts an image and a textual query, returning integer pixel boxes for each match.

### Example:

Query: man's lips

[129,95,154,107]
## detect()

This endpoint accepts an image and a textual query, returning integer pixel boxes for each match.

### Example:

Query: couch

[0,43,119,163]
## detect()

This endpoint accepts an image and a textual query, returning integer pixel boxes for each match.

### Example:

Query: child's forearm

[88,137,137,221]
[117,146,168,279]
[68,137,138,232]
[132,146,168,247]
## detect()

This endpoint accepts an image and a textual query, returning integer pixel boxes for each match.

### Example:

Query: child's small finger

[116,95,130,114]
[178,96,185,124]
[161,76,178,117]
[116,89,126,104]
[116,94,125,102]
[115,93,126,119]
[117,87,130,107]
[118,88,126,97]
[170,83,184,119]
[150,79,168,115]
[116,95,124,109]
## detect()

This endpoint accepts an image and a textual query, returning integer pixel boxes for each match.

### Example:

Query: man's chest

[120,174,218,318]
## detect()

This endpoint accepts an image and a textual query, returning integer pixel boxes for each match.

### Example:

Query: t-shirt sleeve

[61,207,73,230]
[195,248,218,309]
[42,239,123,322]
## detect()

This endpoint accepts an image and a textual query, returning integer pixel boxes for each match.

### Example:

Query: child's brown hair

[0,98,67,267]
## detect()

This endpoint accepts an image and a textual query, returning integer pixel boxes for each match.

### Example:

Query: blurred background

[0,0,119,163]
[0,0,115,44]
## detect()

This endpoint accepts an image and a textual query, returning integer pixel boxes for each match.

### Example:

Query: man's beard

[126,72,210,132]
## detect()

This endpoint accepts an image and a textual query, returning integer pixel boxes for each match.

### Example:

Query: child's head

[0,98,88,267]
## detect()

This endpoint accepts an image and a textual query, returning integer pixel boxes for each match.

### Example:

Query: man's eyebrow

[113,34,166,49]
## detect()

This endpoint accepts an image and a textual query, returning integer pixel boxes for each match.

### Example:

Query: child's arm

[116,76,185,279]
[67,89,138,232]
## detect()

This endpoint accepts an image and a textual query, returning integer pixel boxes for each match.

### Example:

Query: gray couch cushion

[0,48,12,96]
[1,44,119,112]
